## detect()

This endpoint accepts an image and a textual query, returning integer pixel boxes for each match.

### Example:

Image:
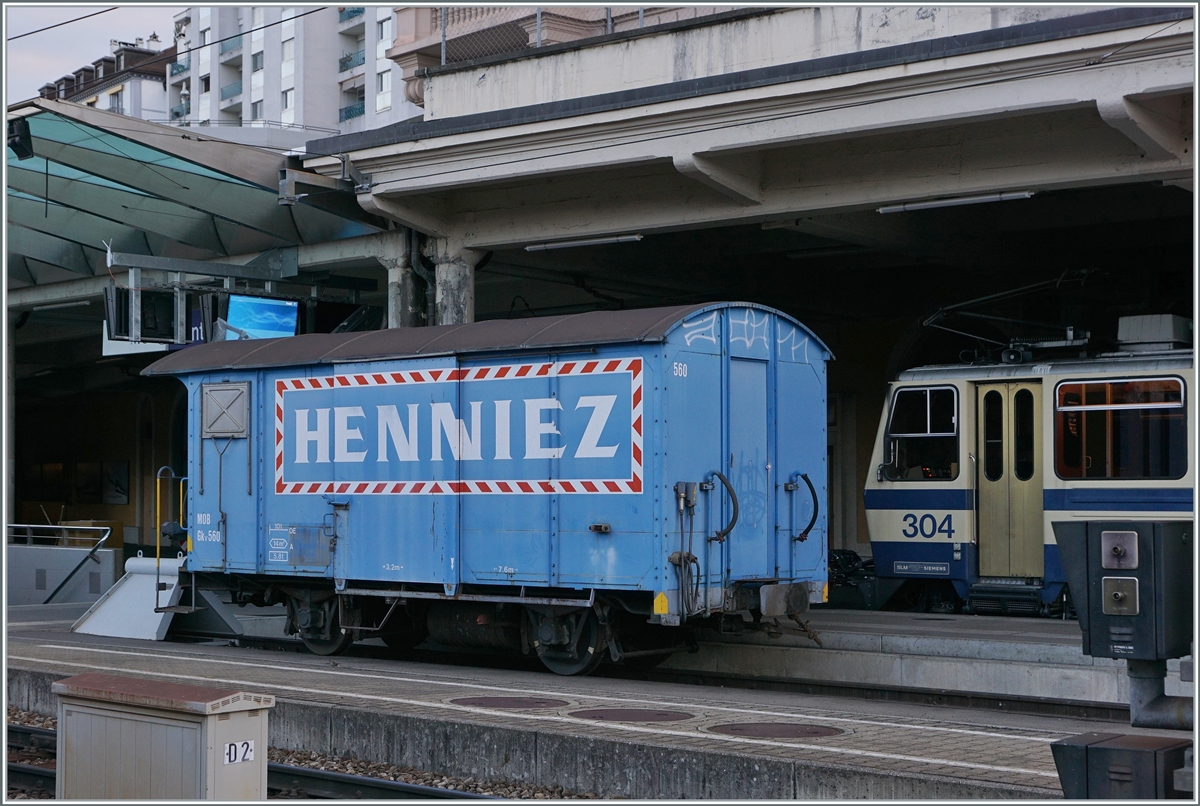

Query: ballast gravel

[8,707,597,799]
[269,747,598,799]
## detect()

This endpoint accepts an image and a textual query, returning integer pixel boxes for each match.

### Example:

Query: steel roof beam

[107,247,299,281]
[8,225,101,276]
[8,194,154,257]
[28,135,305,247]
[7,164,227,255]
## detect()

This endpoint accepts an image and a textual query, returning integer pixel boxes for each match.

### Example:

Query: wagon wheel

[538,611,606,676]
[297,600,354,656]
[381,622,429,652]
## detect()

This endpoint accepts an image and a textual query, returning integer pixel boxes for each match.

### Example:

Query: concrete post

[6,325,14,525]
[426,237,484,325]
[377,229,420,328]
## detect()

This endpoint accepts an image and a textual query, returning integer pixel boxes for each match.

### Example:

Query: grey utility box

[1051,732,1192,799]
[1053,520,1192,661]
[53,672,274,800]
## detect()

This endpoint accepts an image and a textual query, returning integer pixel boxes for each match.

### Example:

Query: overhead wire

[7,8,118,40]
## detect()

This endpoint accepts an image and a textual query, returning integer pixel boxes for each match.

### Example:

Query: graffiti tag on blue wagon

[273,358,643,495]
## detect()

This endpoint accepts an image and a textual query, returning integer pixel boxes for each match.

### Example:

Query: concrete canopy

[305,6,1193,258]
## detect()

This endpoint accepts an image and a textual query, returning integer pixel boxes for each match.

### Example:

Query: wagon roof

[143,302,823,376]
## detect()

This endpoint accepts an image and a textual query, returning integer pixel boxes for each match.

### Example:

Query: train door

[976,383,1044,577]
[728,357,771,579]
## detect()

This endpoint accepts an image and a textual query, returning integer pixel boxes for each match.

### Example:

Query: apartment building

[37,37,172,122]
[168,6,420,149]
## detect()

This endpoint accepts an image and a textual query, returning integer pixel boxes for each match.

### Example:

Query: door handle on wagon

[708,471,738,543]
[786,472,819,542]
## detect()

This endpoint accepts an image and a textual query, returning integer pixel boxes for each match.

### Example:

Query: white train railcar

[864,326,1193,615]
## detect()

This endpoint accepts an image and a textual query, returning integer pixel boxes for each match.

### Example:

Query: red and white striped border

[273,358,643,495]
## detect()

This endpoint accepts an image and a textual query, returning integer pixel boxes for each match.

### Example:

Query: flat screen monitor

[224,295,299,341]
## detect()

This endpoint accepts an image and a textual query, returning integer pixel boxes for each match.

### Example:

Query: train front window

[884,386,959,481]
[1055,378,1187,480]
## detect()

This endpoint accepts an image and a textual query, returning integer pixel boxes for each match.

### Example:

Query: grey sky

[6,6,181,103]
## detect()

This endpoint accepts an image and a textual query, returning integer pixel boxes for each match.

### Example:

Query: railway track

[6,724,492,799]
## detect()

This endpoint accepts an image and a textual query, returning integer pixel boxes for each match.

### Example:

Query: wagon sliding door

[727,358,771,580]
[976,383,1043,578]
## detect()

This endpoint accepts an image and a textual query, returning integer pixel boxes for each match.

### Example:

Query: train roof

[143,302,826,376]
[895,349,1194,382]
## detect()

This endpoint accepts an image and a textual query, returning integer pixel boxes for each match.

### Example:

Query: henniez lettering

[291,396,620,464]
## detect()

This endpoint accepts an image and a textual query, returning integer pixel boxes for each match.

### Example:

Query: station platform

[6,603,1190,798]
[663,609,1142,711]
[148,601,1190,712]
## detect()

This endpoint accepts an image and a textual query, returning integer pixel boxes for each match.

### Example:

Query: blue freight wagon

[145,302,831,674]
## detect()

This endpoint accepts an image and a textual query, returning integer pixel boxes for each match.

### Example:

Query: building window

[375,71,391,113]
[250,100,263,120]
[200,74,211,93]
[86,99,97,107]
[108,89,123,114]
[883,386,959,481]
[281,39,295,62]
[376,16,393,43]
[252,51,264,71]
[200,27,210,45]
[282,7,295,20]
[281,88,294,110]
[95,65,104,78]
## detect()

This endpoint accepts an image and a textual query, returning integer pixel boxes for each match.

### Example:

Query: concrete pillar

[376,229,420,328]
[6,326,14,525]
[426,237,485,325]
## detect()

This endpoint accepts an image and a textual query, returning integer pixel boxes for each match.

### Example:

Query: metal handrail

[38,527,113,605]
[7,523,110,546]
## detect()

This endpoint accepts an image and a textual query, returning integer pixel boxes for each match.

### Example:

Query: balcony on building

[170,102,191,120]
[219,79,243,110]
[338,6,366,33]
[338,48,366,73]
[170,57,191,78]
[339,100,365,122]
[219,34,244,63]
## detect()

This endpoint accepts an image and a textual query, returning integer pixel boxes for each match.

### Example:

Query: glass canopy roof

[6,99,386,288]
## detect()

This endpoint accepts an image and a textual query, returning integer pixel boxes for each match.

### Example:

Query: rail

[338,7,365,23]
[169,58,190,76]
[220,80,242,100]
[7,523,110,547]
[219,34,243,54]
[170,103,190,119]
